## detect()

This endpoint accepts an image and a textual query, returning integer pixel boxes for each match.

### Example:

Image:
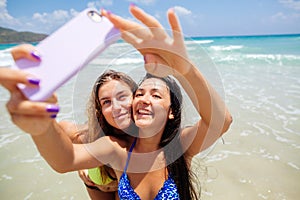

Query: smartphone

[12,8,120,101]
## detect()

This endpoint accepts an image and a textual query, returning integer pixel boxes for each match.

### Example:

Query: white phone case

[12,8,120,101]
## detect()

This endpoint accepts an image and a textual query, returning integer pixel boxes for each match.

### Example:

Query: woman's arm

[6,93,96,172]
[7,101,117,172]
[160,9,232,155]
[102,5,232,156]
[2,46,119,173]
[6,88,124,172]
[174,61,232,156]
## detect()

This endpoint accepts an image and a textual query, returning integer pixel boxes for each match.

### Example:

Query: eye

[101,99,111,106]
[119,94,129,100]
[135,92,143,97]
[152,94,162,99]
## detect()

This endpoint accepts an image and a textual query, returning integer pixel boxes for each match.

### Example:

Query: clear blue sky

[1,0,300,36]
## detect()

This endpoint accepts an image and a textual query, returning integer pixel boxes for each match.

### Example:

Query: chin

[116,119,131,130]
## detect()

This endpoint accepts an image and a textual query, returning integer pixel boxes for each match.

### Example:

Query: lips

[113,112,128,119]
[136,108,153,116]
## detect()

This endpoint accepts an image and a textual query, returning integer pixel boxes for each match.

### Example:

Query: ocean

[0,34,299,199]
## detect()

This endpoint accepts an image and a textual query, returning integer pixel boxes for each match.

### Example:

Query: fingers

[6,100,59,118]
[102,9,151,41]
[121,31,142,45]
[45,93,58,104]
[102,9,137,30]
[129,5,168,40]
[10,44,41,61]
[144,54,174,77]
[102,6,168,41]
[10,115,54,131]
[6,91,59,118]
[103,5,183,43]
[129,5,162,28]
[78,169,95,186]
[0,44,42,93]
[167,8,184,44]
[7,101,59,118]
[0,68,40,92]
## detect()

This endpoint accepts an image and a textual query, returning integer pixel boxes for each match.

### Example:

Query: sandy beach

[1,35,299,199]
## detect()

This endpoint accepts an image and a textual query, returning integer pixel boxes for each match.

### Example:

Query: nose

[112,99,121,110]
[138,93,151,105]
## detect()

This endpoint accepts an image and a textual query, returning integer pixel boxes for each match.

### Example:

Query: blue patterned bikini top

[118,138,180,200]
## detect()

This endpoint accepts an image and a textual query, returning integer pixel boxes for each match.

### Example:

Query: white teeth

[138,109,152,115]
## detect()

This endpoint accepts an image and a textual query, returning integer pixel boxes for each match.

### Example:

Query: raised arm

[6,89,120,172]
[102,5,232,156]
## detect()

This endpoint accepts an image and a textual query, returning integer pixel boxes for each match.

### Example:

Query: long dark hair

[140,73,198,200]
[87,70,138,142]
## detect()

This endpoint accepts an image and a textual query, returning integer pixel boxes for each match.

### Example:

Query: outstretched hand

[0,44,60,136]
[0,44,41,92]
[102,5,192,77]
[0,68,39,92]
[6,89,59,135]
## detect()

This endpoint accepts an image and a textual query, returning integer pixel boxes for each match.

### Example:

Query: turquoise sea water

[0,34,299,199]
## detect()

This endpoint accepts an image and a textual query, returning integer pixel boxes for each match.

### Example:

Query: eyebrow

[99,97,110,104]
[138,82,169,91]
[136,88,163,93]
[99,90,130,101]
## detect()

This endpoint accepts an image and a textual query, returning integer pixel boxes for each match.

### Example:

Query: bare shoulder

[95,135,130,156]
[58,121,88,143]
[58,120,77,132]
[106,135,128,149]
[89,136,126,158]
[102,136,131,167]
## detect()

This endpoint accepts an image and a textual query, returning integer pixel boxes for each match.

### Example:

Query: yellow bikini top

[88,166,116,185]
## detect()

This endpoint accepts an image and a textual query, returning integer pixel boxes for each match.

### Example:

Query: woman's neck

[112,123,137,142]
[135,129,163,152]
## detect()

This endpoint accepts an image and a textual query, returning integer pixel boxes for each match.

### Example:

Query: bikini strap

[124,138,137,172]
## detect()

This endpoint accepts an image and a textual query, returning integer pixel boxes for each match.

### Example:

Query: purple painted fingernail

[130,3,136,7]
[107,10,112,15]
[46,105,60,113]
[50,114,57,119]
[27,77,40,85]
[30,51,41,60]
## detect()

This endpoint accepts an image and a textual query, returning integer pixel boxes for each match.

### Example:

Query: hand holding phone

[12,8,120,101]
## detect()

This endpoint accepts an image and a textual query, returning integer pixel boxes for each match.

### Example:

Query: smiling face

[98,80,133,130]
[132,78,173,138]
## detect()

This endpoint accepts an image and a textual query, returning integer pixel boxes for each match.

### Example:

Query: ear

[168,109,174,119]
